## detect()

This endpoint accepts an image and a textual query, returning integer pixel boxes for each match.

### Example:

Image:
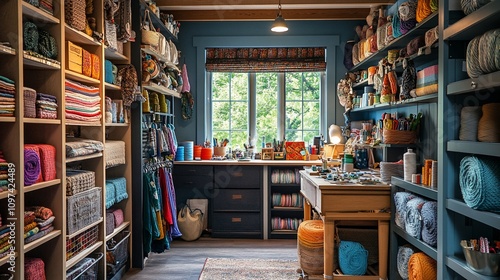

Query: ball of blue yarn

[338,241,368,275]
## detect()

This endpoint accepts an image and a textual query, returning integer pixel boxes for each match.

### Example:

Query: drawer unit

[211,212,262,238]
[174,165,213,176]
[214,165,261,189]
[213,189,261,212]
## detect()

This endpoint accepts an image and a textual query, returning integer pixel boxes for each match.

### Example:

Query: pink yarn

[181,64,191,92]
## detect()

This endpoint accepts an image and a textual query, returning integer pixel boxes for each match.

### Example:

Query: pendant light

[271,0,288,32]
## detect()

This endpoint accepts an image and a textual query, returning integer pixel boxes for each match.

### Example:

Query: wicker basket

[383,129,417,144]
[106,231,131,276]
[24,87,37,118]
[64,0,86,31]
[67,187,102,235]
[297,240,324,275]
[66,225,99,260]
[66,252,103,280]
[104,140,125,168]
[66,169,95,196]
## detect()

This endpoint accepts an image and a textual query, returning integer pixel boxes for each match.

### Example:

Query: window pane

[285,72,302,101]
[256,73,278,145]
[303,72,320,100]
[231,131,248,150]
[231,73,248,100]
[212,101,230,130]
[231,101,248,130]
[286,101,302,130]
[303,101,320,129]
[212,73,230,100]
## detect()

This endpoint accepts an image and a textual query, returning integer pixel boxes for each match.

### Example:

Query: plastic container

[200,148,213,160]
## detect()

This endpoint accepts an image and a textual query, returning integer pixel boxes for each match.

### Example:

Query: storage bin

[106,231,131,276]
[66,41,82,73]
[67,226,99,260]
[67,187,102,235]
[66,252,103,280]
[66,169,95,196]
[24,258,46,280]
[23,87,37,118]
[383,129,417,144]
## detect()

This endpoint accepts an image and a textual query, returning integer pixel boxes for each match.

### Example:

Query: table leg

[378,219,389,279]
[303,199,312,220]
[323,219,334,280]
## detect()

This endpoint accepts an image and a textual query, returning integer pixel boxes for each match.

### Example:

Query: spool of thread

[478,103,500,143]
[424,159,433,186]
[180,141,194,161]
[175,146,185,161]
[404,149,416,182]
[459,106,482,141]
[412,174,421,184]
[200,147,213,160]
[193,145,202,159]
[431,161,438,188]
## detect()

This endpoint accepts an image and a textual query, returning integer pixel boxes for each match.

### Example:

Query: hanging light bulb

[271,0,288,32]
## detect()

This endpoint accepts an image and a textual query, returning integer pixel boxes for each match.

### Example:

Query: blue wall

[174,19,363,143]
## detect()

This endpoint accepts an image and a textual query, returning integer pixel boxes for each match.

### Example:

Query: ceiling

[156,0,396,22]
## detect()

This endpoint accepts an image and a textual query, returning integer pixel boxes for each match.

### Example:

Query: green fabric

[143,172,160,256]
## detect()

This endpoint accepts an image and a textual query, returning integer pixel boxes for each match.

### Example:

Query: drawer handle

[471,81,477,89]
[232,172,243,177]
[232,194,243,200]
[231,217,242,223]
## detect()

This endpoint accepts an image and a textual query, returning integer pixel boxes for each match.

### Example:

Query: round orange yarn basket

[408,252,437,280]
[297,220,324,275]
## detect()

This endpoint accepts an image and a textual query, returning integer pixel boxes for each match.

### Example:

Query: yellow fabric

[408,252,437,280]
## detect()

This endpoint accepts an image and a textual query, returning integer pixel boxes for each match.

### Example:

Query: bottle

[404,148,417,182]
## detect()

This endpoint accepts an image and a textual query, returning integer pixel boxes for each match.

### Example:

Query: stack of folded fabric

[39,0,53,15]
[0,76,15,117]
[36,93,57,119]
[0,151,10,192]
[0,223,11,259]
[24,206,55,244]
[65,79,101,123]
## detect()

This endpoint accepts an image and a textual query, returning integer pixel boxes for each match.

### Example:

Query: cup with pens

[381,112,421,144]
[213,138,228,157]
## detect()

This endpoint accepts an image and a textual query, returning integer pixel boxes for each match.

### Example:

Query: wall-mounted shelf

[392,223,437,260]
[24,179,61,193]
[351,93,437,112]
[139,0,178,42]
[0,190,16,200]
[106,221,130,241]
[105,123,129,127]
[143,83,181,98]
[443,0,500,40]
[0,45,15,56]
[0,117,16,123]
[391,177,437,200]
[65,24,101,46]
[24,118,61,125]
[105,83,121,91]
[447,140,500,157]
[65,70,100,85]
[446,255,500,280]
[65,120,102,127]
[66,218,104,239]
[65,152,103,163]
[446,199,500,230]
[352,79,368,89]
[447,70,500,96]
[22,1,59,24]
[105,47,129,62]
[23,52,61,70]
[140,45,178,69]
[24,230,61,253]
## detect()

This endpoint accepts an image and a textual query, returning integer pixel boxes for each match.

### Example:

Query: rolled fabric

[459,155,500,211]
[466,36,482,78]
[338,240,368,275]
[459,106,482,141]
[394,192,416,228]
[408,252,437,280]
[397,245,415,279]
[416,0,433,22]
[461,0,491,15]
[425,26,439,47]
[405,197,426,240]
[421,201,437,247]
[37,144,56,181]
[478,29,500,75]
[24,147,41,186]
[478,103,500,143]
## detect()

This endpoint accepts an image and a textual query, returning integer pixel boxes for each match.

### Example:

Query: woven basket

[66,169,95,196]
[383,129,417,144]
[298,240,324,275]
[106,231,131,275]
[24,87,37,118]
[24,258,46,280]
[66,225,99,260]
[65,0,86,31]
[67,187,102,235]
[104,140,125,168]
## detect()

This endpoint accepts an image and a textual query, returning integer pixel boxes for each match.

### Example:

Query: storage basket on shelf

[383,129,417,144]
[64,0,86,31]
[106,231,131,276]
[66,252,103,280]
[24,87,37,118]
[66,187,102,235]
[66,169,95,196]
[66,225,99,260]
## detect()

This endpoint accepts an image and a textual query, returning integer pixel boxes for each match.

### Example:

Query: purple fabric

[400,19,417,35]
[167,171,182,238]
[24,149,41,186]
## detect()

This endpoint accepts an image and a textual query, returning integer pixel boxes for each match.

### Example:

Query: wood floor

[123,237,299,280]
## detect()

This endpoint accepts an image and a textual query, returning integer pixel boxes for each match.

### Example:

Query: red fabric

[24,144,43,183]
[160,168,173,225]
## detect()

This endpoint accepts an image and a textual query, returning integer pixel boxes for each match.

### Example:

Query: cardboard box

[66,41,82,73]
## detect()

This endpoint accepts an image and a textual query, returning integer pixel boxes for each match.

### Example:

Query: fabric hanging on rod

[151,171,170,253]
[143,172,160,256]
[166,171,182,238]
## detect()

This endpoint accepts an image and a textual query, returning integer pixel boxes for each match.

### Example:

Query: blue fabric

[107,177,128,203]
[404,197,426,240]
[397,245,415,279]
[105,181,116,209]
[421,201,437,247]
[339,241,368,275]
[460,155,500,211]
[105,60,115,84]
[394,192,416,229]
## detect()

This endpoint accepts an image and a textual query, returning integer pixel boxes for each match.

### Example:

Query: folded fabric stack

[0,224,12,259]
[65,79,101,123]
[0,76,16,117]
[0,151,11,192]
[38,0,53,15]
[36,92,57,119]
[66,138,104,158]
[24,206,55,244]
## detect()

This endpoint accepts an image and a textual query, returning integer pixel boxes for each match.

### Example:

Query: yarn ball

[338,241,368,275]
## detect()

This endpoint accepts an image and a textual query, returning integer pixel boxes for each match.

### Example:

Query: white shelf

[24,230,61,253]
[106,221,130,241]
[24,179,61,193]
[65,24,101,46]
[143,83,181,98]
[21,1,59,24]
[67,218,103,239]
[66,152,103,163]
[65,70,100,85]
[66,241,103,270]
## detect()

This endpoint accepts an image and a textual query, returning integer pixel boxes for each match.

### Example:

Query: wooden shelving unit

[65,241,104,270]
[24,230,62,253]
[24,179,61,193]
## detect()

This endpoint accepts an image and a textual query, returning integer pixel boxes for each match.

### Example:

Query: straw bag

[142,10,159,47]
[177,205,203,241]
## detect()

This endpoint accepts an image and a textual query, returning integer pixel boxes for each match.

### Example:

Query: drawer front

[174,165,213,176]
[173,175,213,190]
[211,212,262,233]
[214,166,262,189]
[213,189,261,211]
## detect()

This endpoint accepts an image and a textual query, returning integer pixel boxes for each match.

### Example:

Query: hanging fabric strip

[167,171,182,238]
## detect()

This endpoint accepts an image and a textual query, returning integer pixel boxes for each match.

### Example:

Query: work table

[174,159,324,166]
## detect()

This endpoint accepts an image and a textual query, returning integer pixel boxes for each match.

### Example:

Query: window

[210,71,323,150]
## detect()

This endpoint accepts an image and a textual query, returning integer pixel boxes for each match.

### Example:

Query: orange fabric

[298,220,324,248]
[408,252,437,280]
[416,0,432,22]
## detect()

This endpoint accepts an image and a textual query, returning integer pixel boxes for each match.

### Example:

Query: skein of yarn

[408,252,437,280]
[404,149,417,181]
[397,245,416,279]
[459,106,482,141]
[478,103,500,143]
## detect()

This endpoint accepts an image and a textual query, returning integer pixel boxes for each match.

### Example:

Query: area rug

[198,258,300,280]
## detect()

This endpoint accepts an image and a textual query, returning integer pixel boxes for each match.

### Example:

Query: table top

[174,159,328,166]
[299,169,390,191]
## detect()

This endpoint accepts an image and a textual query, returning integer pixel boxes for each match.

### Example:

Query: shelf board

[271,206,303,211]
[65,24,101,46]
[443,0,500,40]
[0,45,16,56]
[143,111,173,117]
[446,199,500,230]
[23,52,61,70]
[0,117,15,123]
[24,179,61,193]
[0,252,16,267]
[351,93,438,112]
[392,223,437,260]
[106,221,130,241]
[66,152,103,163]
[350,12,438,71]
[141,45,178,69]
[65,120,102,127]
[66,241,103,270]
[447,70,500,96]
[270,230,298,234]
[24,230,61,253]
[393,44,439,72]
[105,122,129,127]
[447,140,500,157]
[352,79,368,89]
[21,1,59,24]
[67,218,103,239]
[105,83,121,91]
[23,118,61,125]
[0,190,16,200]
[142,83,181,98]
[65,70,101,85]
[446,255,500,280]
[391,177,437,200]
[139,0,178,43]
[105,47,128,62]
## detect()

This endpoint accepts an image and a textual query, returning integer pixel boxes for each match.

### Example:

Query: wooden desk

[299,171,391,280]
